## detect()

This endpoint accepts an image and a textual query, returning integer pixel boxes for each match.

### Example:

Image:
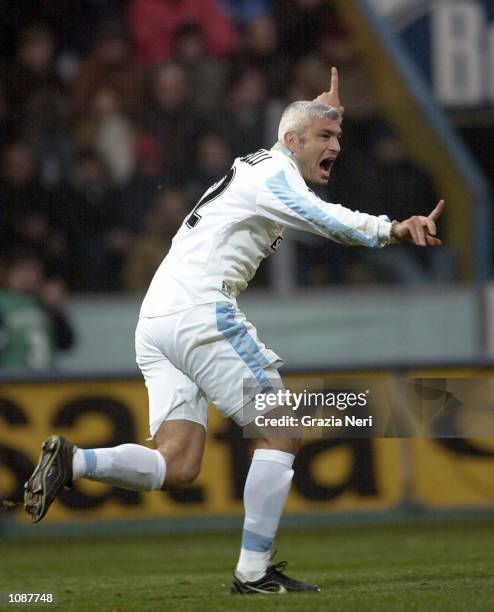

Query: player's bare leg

[232,410,320,593]
[153,419,206,488]
[24,420,205,522]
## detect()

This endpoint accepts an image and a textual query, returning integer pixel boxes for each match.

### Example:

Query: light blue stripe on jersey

[83,449,97,478]
[266,170,379,247]
[216,302,272,393]
[242,529,273,552]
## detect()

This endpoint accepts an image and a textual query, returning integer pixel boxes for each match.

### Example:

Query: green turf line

[2,506,494,540]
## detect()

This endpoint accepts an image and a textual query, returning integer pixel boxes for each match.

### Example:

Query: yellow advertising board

[1,370,494,525]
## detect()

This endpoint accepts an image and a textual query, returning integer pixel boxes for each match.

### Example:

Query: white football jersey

[140,145,392,317]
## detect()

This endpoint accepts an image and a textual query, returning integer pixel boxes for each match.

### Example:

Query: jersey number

[186,166,236,228]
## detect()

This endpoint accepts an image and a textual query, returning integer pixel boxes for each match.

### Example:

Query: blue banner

[395,0,494,108]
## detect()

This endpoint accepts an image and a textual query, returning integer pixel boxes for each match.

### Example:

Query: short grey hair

[277,101,340,142]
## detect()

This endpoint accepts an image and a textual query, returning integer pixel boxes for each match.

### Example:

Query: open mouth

[319,157,334,175]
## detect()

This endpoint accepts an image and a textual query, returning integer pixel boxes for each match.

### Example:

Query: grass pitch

[1,519,494,611]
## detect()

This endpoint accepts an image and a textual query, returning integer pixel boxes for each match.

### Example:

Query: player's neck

[271,142,302,176]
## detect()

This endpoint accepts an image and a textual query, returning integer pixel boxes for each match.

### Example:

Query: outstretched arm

[257,169,391,248]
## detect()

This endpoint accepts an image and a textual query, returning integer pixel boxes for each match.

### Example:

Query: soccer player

[24,68,444,593]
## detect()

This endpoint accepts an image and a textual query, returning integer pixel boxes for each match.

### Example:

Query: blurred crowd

[0,0,455,304]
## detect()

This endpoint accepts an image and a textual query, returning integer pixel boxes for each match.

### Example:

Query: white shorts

[135,301,284,437]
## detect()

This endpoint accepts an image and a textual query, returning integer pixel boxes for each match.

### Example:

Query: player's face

[293,117,341,185]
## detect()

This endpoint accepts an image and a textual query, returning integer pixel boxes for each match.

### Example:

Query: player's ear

[284,131,298,153]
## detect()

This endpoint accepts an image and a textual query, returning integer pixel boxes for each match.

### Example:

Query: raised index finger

[329,66,339,94]
[428,199,445,221]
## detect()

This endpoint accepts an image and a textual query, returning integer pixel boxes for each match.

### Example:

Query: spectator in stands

[122,189,188,293]
[0,253,74,371]
[0,142,53,251]
[140,62,198,181]
[73,22,144,114]
[27,90,74,189]
[215,66,269,157]
[64,150,131,291]
[1,24,73,187]
[77,86,136,185]
[358,123,456,283]
[128,0,238,65]
[12,210,68,280]
[231,14,288,96]
[120,135,169,235]
[172,22,227,114]
[186,132,232,202]
[0,141,72,284]
[1,24,63,120]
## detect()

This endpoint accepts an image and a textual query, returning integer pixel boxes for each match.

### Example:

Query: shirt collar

[271,142,302,176]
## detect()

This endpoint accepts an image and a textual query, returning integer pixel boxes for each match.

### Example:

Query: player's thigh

[135,317,209,438]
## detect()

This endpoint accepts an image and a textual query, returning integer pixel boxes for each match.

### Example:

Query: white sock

[72,444,166,491]
[236,449,294,582]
